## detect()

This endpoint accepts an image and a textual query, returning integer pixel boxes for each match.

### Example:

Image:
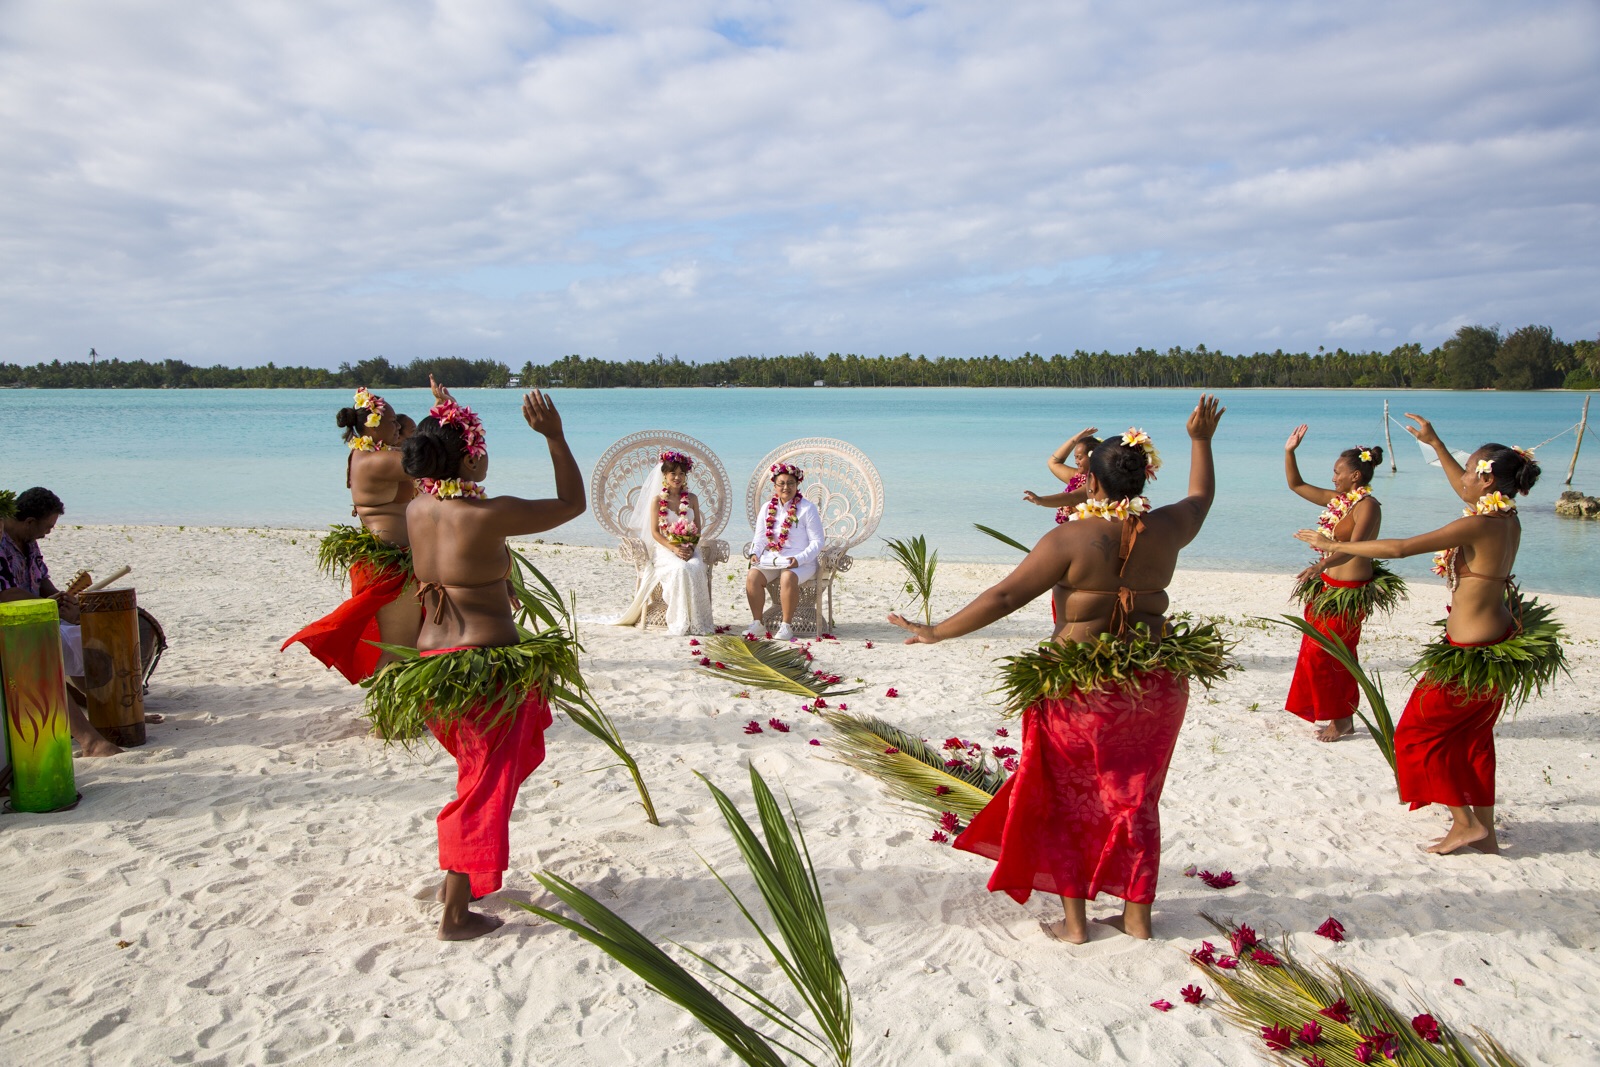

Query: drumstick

[85,565,132,593]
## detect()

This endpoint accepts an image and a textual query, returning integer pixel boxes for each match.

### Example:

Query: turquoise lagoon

[3,387,1596,596]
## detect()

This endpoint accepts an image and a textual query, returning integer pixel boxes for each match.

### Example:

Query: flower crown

[659,449,695,472]
[431,398,486,459]
[770,462,805,483]
[1119,428,1161,476]
[353,387,390,429]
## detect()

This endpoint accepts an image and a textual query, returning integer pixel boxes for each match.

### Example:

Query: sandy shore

[3,523,1599,1065]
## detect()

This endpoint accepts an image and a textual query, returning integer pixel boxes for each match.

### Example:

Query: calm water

[3,387,1596,595]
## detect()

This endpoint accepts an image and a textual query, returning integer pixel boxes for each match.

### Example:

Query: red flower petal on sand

[767,718,790,733]
[995,727,1009,737]
[1215,956,1239,970]
[943,759,967,769]
[883,746,899,754]
[699,656,712,666]
[1189,941,1217,965]
[1183,864,1198,878]
[943,737,966,750]
[1261,1024,1292,1051]
[1411,1014,1442,1043]
[992,746,1018,759]
[1318,999,1351,1022]
[1298,1021,1323,1045]
[1229,924,1259,954]
[813,698,828,709]
[714,661,727,670]
[1150,1000,1173,1013]
[1314,916,1345,942]
[1180,984,1205,1005]
[1198,870,1238,889]
[820,633,836,640]
[929,831,949,843]
[864,641,874,649]
[743,721,763,734]
[1250,948,1281,967]
[838,703,848,711]
[808,738,821,746]
[1002,757,1018,771]
[938,811,962,832]
[715,625,731,634]
[1453,978,1465,986]
[743,633,758,642]
[688,639,700,646]
[934,785,952,796]
[885,687,899,697]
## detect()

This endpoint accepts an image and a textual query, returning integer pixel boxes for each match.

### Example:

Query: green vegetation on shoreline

[5,324,1595,390]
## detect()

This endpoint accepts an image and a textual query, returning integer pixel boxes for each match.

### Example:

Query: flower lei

[353,387,390,429]
[347,435,391,452]
[1431,492,1518,577]
[763,492,803,551]
[1312,486,1371,555]
[659,449,694,471]
[431,398,486,459]
[418,478,485,500]
[1067,496,1151,522]
[659,481,693,530]
[1120,428,1161,478]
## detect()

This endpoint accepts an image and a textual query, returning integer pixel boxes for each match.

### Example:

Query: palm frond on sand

[821,711,1004,821]
[972,523,1032,554]
[1263,614,1397,776]
[694,635,863,699]
[1197,913,1527,1066]
[520,765,853,1067]
[883,534,938,624]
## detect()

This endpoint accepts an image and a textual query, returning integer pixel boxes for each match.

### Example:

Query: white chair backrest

[591,431,731,541]
[743,438,884,550]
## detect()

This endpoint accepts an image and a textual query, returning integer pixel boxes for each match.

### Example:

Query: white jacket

[748,494,824,567]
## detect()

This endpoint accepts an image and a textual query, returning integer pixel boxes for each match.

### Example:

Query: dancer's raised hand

[888,612,940,645]
[429,374,454,405]
[1187,394,1226,439]
[522,390,564,437]
[1285,424,1308,451]
[1404,413,1439,446]
[1069,426,1099,445]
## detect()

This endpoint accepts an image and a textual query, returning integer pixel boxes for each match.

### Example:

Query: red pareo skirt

[955,671,1189,906]
[1285,575,1367,723]
[282,561,411,684]
[1393,630,1511,810]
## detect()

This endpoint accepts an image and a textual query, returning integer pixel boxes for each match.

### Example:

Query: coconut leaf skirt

[956,670,1191,906]
[362,633,577,741]
[316,524,415,584]
[1410,597,1568,711]
[1290,559,1407,622]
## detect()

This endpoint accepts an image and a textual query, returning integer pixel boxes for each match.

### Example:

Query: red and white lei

[763,493,803,551]
[1312,486,1371,556]
[659,484,699,543]
[1067,496,1151,522]
[418,478,485,500]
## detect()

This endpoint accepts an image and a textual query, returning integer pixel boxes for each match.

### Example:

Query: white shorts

[751,562,818,585]
[60,622,83,679]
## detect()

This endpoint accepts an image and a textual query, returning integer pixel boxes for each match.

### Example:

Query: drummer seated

[1,487,122,757]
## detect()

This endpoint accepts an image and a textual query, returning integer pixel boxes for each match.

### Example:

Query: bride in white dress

[615,450,714,635]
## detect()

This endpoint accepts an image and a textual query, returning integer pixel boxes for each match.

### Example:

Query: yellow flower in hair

[1475,459,1493,475]
[1358,449,1372,462]
[354,388,374,409]
[365,411,383,428]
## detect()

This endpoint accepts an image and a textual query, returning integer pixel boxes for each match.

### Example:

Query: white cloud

[0,0,1596,365]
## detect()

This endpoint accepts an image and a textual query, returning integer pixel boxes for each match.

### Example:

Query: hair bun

[336,407,363,429]
[1367,445,1383,465]
[402,433,454,480]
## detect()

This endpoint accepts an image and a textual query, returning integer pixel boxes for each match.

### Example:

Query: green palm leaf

[694,636,863,699]
[315,524,414,585]
[820,711,1003,821]
[1410,596,1569,714]
[883,535,938,625]
[0,489,16,521]
[972,523,1031,554]
[1289,559,1409,621]
[1263,614,1397,777]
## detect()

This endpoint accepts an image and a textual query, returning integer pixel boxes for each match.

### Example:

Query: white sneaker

[775,623,795,642]
[743,619,765,638]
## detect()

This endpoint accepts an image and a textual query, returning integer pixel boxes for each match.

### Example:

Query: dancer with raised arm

[1022,427,1101,523]
[283,386,421,685]
[890,398,1234,943]
[1296,414,1566,856]
[364,380,585,939]
[743,463,823,642]
[615,450,714,635]
[1282,428,1406,741]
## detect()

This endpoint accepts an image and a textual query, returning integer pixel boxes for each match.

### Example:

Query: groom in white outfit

[744,463,824,642]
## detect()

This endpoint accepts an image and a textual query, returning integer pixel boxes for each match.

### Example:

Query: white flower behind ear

[1475,460,1493,475]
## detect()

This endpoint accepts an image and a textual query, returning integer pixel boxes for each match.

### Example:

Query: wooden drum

[79,588,146,747]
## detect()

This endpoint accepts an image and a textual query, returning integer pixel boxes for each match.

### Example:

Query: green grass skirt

[1410,596,1568,712]
[316,524,414,584]
[1290,559,1408,621]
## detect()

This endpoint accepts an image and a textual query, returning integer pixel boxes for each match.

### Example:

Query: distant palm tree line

[4,324,1594,391]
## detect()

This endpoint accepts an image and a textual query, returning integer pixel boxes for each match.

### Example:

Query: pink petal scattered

[807,738,821,746]
[1411,1014,1442,1043]
[929,830,949,843]
[767,718,790,733]
[743,721,763,734]
[1150,1000,1173,1013]
[884,687,899,697]
[1453,978,1465,987]
[994,727,1009,737]
[1298,1021,1323,1045]
[1261,1024,1292,1051]
[1180,984,1205,1005]
[1314,916,1346,942]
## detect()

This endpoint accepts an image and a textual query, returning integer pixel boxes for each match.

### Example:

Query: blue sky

[2,1,1597,367]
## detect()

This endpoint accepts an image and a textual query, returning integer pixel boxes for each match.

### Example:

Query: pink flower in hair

[430,398,486,458]
[659,449,694,471]
[769,462,804,482]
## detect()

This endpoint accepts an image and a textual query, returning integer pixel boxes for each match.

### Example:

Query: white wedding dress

[614,465,714,635]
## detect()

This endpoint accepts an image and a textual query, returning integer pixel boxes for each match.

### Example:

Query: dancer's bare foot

[1039,919,1089,944]
[1093,903,1153,940]
[1314,718,1355,742]
[1425,822,1490,854]
[79,735,123,758]
[144,713,164,725]
[437,871,500,940]
[67,700,121,757]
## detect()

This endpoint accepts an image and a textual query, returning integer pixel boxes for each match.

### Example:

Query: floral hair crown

[1119,428,1162,477]
[770,462,804,483]
[352,387,390,429]
[659,449,694,472]
[430,398,486,459]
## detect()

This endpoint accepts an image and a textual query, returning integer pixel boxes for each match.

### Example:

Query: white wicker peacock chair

[742,438,884,634]
[591,431,731,629]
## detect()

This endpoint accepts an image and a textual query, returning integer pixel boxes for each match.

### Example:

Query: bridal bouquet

[662,518,700,546]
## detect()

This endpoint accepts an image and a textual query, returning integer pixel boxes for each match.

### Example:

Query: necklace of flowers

[1431,492,1518,576]
[418,478,485,500]
[658,481,692,530]
[1313,485,1371,554]
[1067,496,1151,522]
[764,493,803,551]
[347,435,392,452]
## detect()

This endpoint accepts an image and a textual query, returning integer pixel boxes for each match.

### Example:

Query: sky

[2,1,1597,368]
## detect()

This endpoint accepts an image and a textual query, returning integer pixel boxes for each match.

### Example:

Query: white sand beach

[4,523,1600,1066]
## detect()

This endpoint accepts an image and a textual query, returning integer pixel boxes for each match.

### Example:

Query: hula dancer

[890,397,1234,942]
[282,386,421,683]
[1282,427,1406,741]
[366,380,585,940]
[1296,414,1566,856]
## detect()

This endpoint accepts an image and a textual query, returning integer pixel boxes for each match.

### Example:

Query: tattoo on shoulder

[1092,533,1117,561]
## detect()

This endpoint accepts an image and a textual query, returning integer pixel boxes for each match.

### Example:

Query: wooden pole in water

[1383,398,1397,472]
[1567,394,1590,485]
